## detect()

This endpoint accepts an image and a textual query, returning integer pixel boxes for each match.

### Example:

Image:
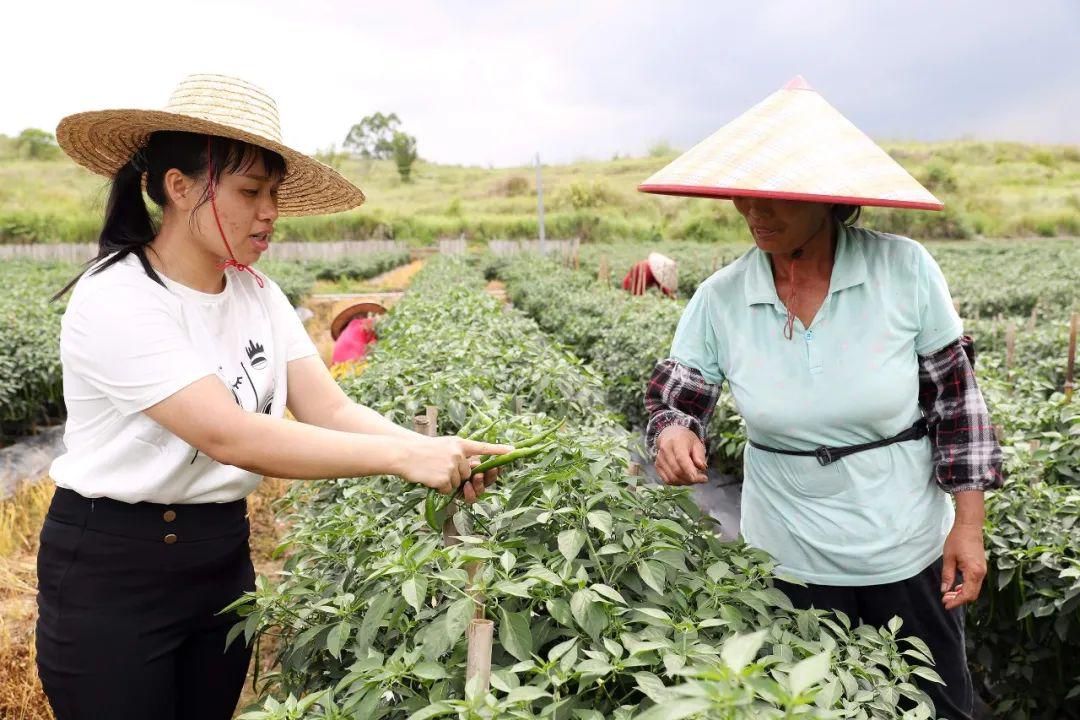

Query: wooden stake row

[412,407,493,692]
[1066,312,1078,403]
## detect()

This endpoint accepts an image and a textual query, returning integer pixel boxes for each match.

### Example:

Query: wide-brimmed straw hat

[56,73,365,216]
[646,252,678,293]
[639,75,942,211]
[330,300,387,341]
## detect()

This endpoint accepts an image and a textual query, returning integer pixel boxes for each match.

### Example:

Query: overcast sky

[4,0,1077,167]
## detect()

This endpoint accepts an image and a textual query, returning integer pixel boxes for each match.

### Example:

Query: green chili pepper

[466,418,501,442]
[421,422,561,532]
[424,490,441,531]
[513,420,565,449]
[471,440,555,475]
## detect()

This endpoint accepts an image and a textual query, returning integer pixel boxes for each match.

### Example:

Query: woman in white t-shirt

[38,75,511,720]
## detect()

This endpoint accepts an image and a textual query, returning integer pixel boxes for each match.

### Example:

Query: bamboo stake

[1066,312,1077,402]
[416,409,490,682]
[1027,307,1038,332]
[466,619,494,693]
[1005,324,1016,369]
[412,415,431,436]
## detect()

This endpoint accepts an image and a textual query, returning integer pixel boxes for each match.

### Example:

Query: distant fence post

[535,152,546,255]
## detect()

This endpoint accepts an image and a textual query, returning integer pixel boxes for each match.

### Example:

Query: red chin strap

[206,137,265,289]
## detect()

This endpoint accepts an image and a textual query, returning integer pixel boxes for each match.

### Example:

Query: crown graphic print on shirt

[245,339,268,370]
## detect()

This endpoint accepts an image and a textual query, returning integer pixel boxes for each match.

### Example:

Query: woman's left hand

[941,521,987,610]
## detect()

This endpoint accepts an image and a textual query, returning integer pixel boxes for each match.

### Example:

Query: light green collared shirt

[671,225,963,585]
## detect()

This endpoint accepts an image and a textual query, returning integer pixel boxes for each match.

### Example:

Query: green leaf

[546,598,574,627]
[413,661,450,680]
[576,658,614,677]
[705,560,730,581]
[422,597,473,660]
[402,576,427,612]
[635,607,671,624]
[586,510,613,536]
[327,621,351,660]
[547,637,578,662]
[505,685,550,704]
[635,697,712,720]
[910,665,945,685]
[354,591,397,651]
[591,583,626,605]
[636,560,666,594]
[571,588,608,638]
[721,630,767,673]
[633,671,670,703]
[490,668,520,692]
[558,529,587,561]
[787,651,830,696]
[499,607,534,661]
[405,702,457,720]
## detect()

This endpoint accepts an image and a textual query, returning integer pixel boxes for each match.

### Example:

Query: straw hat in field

[330,300,387,341]
[639,75,941,211]
[56,73,365,216]
[646,252,678,293]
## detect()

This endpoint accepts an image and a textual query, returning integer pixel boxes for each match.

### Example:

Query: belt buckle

[814,446,834,466]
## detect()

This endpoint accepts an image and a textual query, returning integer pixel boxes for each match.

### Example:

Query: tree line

[5,112,421,183]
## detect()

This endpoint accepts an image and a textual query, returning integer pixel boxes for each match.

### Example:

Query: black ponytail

[52,131,285,302]
[832,204,862,227]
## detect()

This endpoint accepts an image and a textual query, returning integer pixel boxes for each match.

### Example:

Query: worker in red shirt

[622,252,678,297]
[330,301,387,364]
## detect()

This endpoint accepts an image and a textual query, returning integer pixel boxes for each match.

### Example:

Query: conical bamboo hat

[639,76,942,211]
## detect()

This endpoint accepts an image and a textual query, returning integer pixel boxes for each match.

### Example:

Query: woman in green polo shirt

[640,77,1003,720]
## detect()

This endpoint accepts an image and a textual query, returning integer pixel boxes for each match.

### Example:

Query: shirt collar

[744,224,867,308]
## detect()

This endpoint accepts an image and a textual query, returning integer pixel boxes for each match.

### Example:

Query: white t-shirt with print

[49,252,318,504]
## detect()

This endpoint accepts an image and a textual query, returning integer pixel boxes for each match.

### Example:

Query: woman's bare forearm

[321,400,425,439]
[219,411,412,480]
[953,490,986,527]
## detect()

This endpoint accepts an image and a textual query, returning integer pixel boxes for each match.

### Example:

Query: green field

[2,237,1078,717]
[225,252,1078,719]
[1,134,1078,245]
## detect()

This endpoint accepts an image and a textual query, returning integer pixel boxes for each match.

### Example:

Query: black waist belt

[748,418,931,467]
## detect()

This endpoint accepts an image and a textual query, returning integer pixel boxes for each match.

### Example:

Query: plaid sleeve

[644,358,722,459]
[917,335,1005,493]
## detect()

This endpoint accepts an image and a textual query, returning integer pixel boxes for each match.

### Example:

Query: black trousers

[774,556,973,720]
[36,487,255,720]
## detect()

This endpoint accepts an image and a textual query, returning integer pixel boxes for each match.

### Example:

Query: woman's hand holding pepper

[400,436,512,499]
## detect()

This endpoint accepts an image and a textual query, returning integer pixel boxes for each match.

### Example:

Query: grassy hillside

[1,133,1077,244]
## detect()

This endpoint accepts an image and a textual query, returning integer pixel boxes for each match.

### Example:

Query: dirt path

[485,279,508,304]
[302,259,425,366]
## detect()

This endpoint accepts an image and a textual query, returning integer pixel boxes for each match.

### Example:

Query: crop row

[574,238,1080,320]
[490,254,1080,718]
[233,255,939,719]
